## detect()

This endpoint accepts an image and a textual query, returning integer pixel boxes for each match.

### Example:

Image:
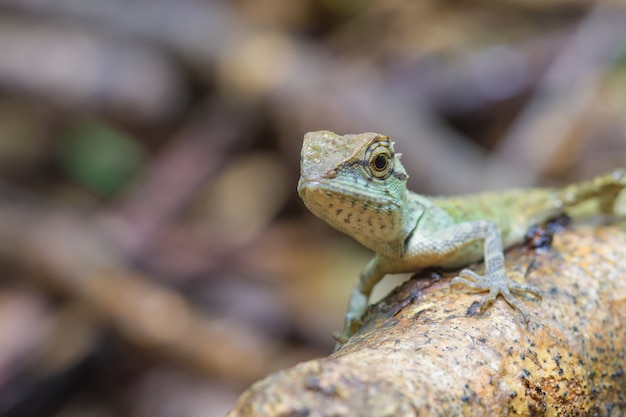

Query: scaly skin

[297,131,626,346]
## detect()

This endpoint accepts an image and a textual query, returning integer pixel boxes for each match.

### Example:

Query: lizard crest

[297,130,412,257]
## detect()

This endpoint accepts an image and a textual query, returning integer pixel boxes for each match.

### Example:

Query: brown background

[0,1,624,416]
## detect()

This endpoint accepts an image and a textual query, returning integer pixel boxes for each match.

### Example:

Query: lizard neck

[351,189,421,259]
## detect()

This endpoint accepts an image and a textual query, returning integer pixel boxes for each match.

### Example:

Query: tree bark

[228,224,626,416]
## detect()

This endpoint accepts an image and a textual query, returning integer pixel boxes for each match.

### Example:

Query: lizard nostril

[324,169,338,179]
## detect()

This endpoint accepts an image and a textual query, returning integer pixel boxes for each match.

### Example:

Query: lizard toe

[476,287,499,310]
[499,287,531,323]
[508,281,542,300]
[451,269,491,290]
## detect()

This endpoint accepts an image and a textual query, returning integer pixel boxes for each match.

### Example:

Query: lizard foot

[332,317,363,351]
[332,331,349,352]
[451,268,541,323]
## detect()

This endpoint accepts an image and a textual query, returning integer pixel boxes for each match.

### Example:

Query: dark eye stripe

[392,170,407,181]
[351,160,369,168]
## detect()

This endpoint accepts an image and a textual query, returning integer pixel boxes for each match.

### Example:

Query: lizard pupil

[374,154,388,171]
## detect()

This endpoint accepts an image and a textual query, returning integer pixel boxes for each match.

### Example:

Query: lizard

[297,130,626,345]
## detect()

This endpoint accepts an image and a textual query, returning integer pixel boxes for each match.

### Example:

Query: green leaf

[59,119,146,197]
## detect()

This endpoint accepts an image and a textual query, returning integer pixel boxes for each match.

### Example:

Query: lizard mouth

[297,178,353,200]
[297,178,328,196]
[297,177,398,211]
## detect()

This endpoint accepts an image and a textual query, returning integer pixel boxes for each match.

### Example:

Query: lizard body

[297,130,626,344]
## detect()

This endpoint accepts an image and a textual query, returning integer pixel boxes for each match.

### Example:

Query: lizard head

[297,130,410,254]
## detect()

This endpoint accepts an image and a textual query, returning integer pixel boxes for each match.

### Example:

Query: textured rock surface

[228,224,626,416]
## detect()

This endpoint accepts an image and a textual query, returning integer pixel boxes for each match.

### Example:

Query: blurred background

[0,0,624,416]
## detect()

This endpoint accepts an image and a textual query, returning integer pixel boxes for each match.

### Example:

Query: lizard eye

[368,146,393,179]
[374,154,388,171]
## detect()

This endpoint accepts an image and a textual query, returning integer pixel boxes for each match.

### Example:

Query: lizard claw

[451,268,541,323]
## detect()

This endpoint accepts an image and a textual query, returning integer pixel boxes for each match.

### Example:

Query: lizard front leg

[334,254,388,349]
[448,220,541,323]
[336,219,540,349]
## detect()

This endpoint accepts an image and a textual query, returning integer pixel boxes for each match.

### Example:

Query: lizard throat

[298,178,409,254]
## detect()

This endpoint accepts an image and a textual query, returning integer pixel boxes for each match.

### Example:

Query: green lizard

[297,130,625,344]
